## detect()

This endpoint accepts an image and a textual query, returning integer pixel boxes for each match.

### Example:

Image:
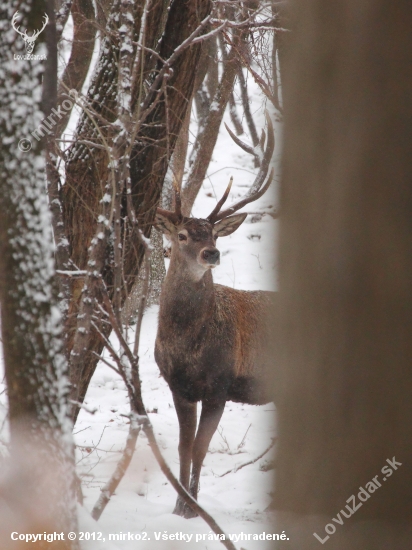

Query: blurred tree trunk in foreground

[276,0,412,548]
[0,2,78,547]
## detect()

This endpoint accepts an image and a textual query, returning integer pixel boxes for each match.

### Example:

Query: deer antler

[11,12,26,37]
[31,13,49,40]
[207,177,233,222]
[208,112,275,223]
[12,12,49,39]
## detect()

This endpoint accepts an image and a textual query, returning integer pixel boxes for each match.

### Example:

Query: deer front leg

[172,392,197,517]
[180,397,226,519]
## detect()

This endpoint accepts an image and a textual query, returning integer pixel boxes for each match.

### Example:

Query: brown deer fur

[155,211,275,518]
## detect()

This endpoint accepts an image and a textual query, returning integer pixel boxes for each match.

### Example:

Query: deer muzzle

[201,248,220,267]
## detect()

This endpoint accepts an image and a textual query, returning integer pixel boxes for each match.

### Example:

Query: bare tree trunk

[276,1,412,548]
[238,68,259,147]
[0,1,78,545]
[193,37,218,136]
[66,0,213,423]
[56,0,96,136]
[122,227,166,324]
[181,33,242,216]
[162,94,193,215]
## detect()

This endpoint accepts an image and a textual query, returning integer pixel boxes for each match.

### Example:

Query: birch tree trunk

[276,1,412,548]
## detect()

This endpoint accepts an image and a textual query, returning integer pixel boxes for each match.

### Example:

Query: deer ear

[213,213,247,237]
[155,209,177,235]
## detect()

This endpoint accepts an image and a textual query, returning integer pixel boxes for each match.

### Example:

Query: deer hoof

[173,497,198,519]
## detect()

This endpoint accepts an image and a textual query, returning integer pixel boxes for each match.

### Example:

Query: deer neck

[159,252,215,330]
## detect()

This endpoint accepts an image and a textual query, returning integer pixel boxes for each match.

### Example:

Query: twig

[76,426,108,466]
[139,15,212,117]
[217,438,277,478]
[140,416,239,550]
[237,423,251,450]
[69,400,98,415]
[91,351,121,376]
[211,19,288,32]
[133,247,150,356]
[238,68,259,148]
[217,426,231,452]
[189,21,228,46]
[73,426,91,436]
[56,270,87,277]
[91,418,141,520]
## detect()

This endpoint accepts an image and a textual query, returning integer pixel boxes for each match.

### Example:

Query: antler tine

[12,12,24,36]
[31,13,49,39]
[259,128,266,152]
[212,113,275,222]
[213,168,274,223]
[43,13,49,25]
[224,123,260,165]
[39,13,49,32]
[247,111,275,196]
[207,176,233,223]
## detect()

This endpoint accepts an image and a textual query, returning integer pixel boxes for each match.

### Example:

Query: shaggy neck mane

[159,250,215,330]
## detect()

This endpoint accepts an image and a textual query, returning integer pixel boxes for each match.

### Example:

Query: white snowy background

[0,16,282,549]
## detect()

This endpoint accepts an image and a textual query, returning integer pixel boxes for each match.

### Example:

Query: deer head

[155,112,275,281]
[156,194,248,280]
[12,11,49,54]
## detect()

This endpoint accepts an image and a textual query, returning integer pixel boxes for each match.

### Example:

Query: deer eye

[178,233,187,241]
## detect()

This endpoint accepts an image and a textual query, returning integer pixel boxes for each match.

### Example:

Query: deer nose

[202,248,220,265]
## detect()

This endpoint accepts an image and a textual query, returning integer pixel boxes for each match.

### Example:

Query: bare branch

[140,417,239,550]
[56,270,87,277]
[133,250,150,356]
[91,419,140,520]
[69,400,98,415]
[91,351,121,376]
[217,438,277,478]
[56,0,96,137]
[210,19,288,32]
[189,21,228,46]
[139,14,213,117]
[46,143,71,318]
[244,56,283,112]
[238,68,259,147]
[228,92,244,135]
[181,31,244,215]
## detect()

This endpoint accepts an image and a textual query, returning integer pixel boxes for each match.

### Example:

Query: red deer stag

[155,116,276,518]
